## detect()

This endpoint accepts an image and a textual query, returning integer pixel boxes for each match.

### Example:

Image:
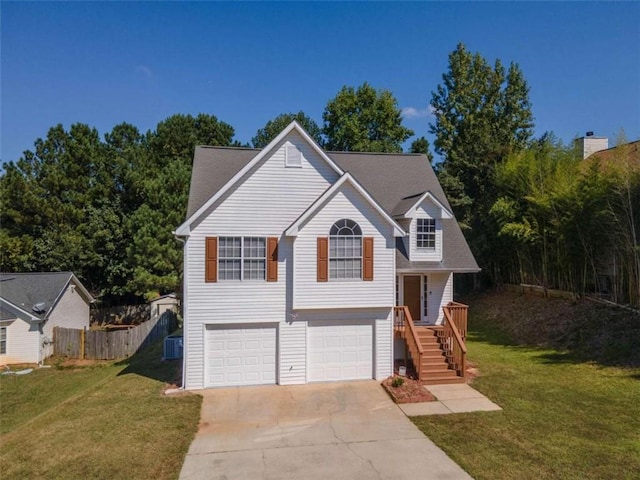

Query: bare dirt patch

[465,290,640,366]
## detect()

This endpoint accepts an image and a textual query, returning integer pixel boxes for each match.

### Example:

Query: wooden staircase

[394,303,468,385]
[416,326,465,385]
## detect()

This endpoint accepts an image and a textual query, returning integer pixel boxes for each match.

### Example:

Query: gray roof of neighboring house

[184,145,479,272]
[0,305,16,321]
[0,272,93,320]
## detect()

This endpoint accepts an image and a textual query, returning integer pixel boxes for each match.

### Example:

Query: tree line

[2,43,638,307]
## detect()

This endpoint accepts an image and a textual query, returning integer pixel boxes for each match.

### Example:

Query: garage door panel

[308,321,373,382]
[206,325,277,387]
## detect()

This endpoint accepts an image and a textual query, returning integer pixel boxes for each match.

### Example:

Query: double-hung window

[417,218,436,250]
[329,219,362,279]
[218,237,266,280]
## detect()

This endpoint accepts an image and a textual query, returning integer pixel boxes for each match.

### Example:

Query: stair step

[421,358,449,366]
[421,367,457,375]
[422,375,466,385]
[418,338,440,344]
[422,352,447,359]
[421,364,450,371]
[422,347,444,354]
[423,368,458,376]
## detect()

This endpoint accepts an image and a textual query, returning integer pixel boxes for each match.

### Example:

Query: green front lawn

[0,341,202,479]
[413,301,640,480]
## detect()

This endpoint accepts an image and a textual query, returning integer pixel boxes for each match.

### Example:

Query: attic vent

[285,144,302,168]
[32,302,46,314]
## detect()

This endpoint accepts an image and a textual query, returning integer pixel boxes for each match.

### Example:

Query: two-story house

[175,122,479,390]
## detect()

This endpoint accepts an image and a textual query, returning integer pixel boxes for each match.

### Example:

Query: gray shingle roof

[0,272,89,320]
[186,146,259,219]
[184,145,479,272]
[0,305,16,321]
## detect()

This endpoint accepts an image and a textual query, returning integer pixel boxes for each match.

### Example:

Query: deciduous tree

[323,82,413,152]
[252,111,323,148]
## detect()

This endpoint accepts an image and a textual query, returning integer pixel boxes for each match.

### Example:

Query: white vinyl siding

[279,319,307,385]
[205,324,277,387]
[184,131,340,389]
[293,183,395,309]
[0,317,38,364]
[429,272,453,325]
[44,283,91,339]
[285,143,303,167]
[308,320,373,382]
[375,314,393,379]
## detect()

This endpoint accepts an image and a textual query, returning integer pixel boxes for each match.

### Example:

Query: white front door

[308,320,373,382]
[205,324,277,387]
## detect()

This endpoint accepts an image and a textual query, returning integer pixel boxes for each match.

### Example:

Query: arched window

[329,219,362,279]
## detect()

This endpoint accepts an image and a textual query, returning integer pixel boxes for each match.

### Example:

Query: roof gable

[176,121,344,236]
[0,272,94,321]
[392,191,453,219]
[285,173,406,237]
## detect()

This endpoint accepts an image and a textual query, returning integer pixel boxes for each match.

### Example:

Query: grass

[412,293,640,480]
[0,340,202,480]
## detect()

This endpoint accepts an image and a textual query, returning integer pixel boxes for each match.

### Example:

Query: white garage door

[205,324,277,387]
[308,321,373,382]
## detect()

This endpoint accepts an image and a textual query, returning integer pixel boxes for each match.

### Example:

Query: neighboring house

[0,272,94,364]
[175,122,479,390]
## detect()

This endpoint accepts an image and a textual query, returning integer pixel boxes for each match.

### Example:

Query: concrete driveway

[180,381,473,480]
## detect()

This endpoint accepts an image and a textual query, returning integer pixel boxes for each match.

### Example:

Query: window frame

[329,219,363,281]
[218,236,266,281]
[0,326,6,355]
[416,218,436,250]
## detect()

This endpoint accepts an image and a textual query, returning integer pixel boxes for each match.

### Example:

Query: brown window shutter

[267,237,278,282]
[317,237,328,282]
[363,237,374,281]
[205,237,218,282]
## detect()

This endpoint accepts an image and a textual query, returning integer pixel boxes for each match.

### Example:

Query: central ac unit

[163,335,183,360]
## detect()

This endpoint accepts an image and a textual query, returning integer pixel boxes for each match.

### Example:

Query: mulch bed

[382,357,480,404]
[381,376,436,404]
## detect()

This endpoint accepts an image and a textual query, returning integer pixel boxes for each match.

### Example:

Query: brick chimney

[575,132,608,159]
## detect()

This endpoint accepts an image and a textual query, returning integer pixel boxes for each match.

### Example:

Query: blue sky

[2,2,639,163]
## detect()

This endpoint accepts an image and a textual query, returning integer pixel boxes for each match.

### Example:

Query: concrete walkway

[180,381,473,480]
[399,384,502,416]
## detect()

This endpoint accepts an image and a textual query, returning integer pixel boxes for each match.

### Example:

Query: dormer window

[417,218,436,250]
[329,219,362,279]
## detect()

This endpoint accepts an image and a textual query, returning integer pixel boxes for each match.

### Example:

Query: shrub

[391,376,405,388]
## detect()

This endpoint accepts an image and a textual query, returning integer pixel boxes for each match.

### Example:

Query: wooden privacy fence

[90,303,150,326]
[54,311,178,360]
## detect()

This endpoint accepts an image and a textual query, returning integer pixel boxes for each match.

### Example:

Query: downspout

[174,232,187,391]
